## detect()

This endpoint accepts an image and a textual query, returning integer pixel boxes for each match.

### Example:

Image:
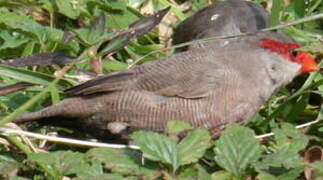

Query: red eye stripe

[259,38,318,73]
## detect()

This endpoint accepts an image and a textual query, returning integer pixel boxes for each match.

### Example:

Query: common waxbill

[172,0,270,51]
[14,32,318,138]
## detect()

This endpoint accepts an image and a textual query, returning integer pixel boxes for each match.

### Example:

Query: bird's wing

[65,47,227,98]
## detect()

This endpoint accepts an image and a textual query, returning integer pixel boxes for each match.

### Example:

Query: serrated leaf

[214,124,261,176]
[166,120,193,134]
[86,148,154,176]
[27,151,98,177]
[86,148,160,179]
[178,129,211,165]
[256,151,303,170]
[131,131,180,171]
[273,123,309,153]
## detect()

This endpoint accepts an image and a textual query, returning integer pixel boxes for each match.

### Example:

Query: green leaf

[74,28,111,46]
[86,148,160,179]
[103,60,128,71]
[257,151,303,170]
[0,64,71,87]
[257,172,277,180]
[55,0,80,19]
[178,129,211,165]
[273,123,309,153]
[214,124,261,176]
[86,148,153,176]
[166,120,193,134]
[28,151,101,177]
[0,12,63,42]
[211,171,236,180]
[0,31,29,50]
[294,0,305,18]
[277,168,303,180]
[271,0,282,26]
[131,131,180,171]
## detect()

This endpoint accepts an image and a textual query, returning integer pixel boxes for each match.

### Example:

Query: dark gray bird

[14,32,318,139]
[172,0,270,51]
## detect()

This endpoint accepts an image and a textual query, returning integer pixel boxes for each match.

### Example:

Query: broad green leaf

[55,0,80,19]
[107,0,127,10]
[103,60,128,71]
[74,28,111,46]
[86,148,159,178]
[273,95,308,122]
[177,165,198,179]
[273,123,309,153]
[257,172,277,180]
[178,129,211,165]
[0,13,46,40]
[197,164,213,180]
[131,131,180,171]
[107,9,140,29]
[28,151,101,177]
[211,171,236,180]
[277,168,303,180]
[0,13,63,42]
[86,148,142,175]
[257,151,303,170]
[214,124,261,176]
[166,120,193,134]
[0,31,29,50]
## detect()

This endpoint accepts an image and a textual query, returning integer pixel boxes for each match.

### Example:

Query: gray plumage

[172,0,270,51]
[15,32,301,138]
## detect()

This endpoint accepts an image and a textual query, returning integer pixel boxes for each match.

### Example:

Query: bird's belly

[100,91,249,133]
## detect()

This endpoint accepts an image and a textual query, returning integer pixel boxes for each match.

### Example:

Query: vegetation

[0,0,322,179]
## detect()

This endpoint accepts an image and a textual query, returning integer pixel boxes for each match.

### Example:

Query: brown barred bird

[14,32,318,139]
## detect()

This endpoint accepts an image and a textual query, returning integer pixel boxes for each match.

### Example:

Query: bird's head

[260,38,319,73]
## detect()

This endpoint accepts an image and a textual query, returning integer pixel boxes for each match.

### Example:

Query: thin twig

[0,127,140,150]
[1,119,321,149]
[262,13,323,31]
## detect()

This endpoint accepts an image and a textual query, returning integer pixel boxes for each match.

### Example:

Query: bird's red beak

[299,53,319,73]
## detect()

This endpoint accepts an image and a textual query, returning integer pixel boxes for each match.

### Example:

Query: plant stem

[4,136,32,154]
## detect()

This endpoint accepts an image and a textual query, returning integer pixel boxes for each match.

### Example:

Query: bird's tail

[14,97,88,123]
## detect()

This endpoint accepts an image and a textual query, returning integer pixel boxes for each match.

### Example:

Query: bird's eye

[290,49,298,57]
